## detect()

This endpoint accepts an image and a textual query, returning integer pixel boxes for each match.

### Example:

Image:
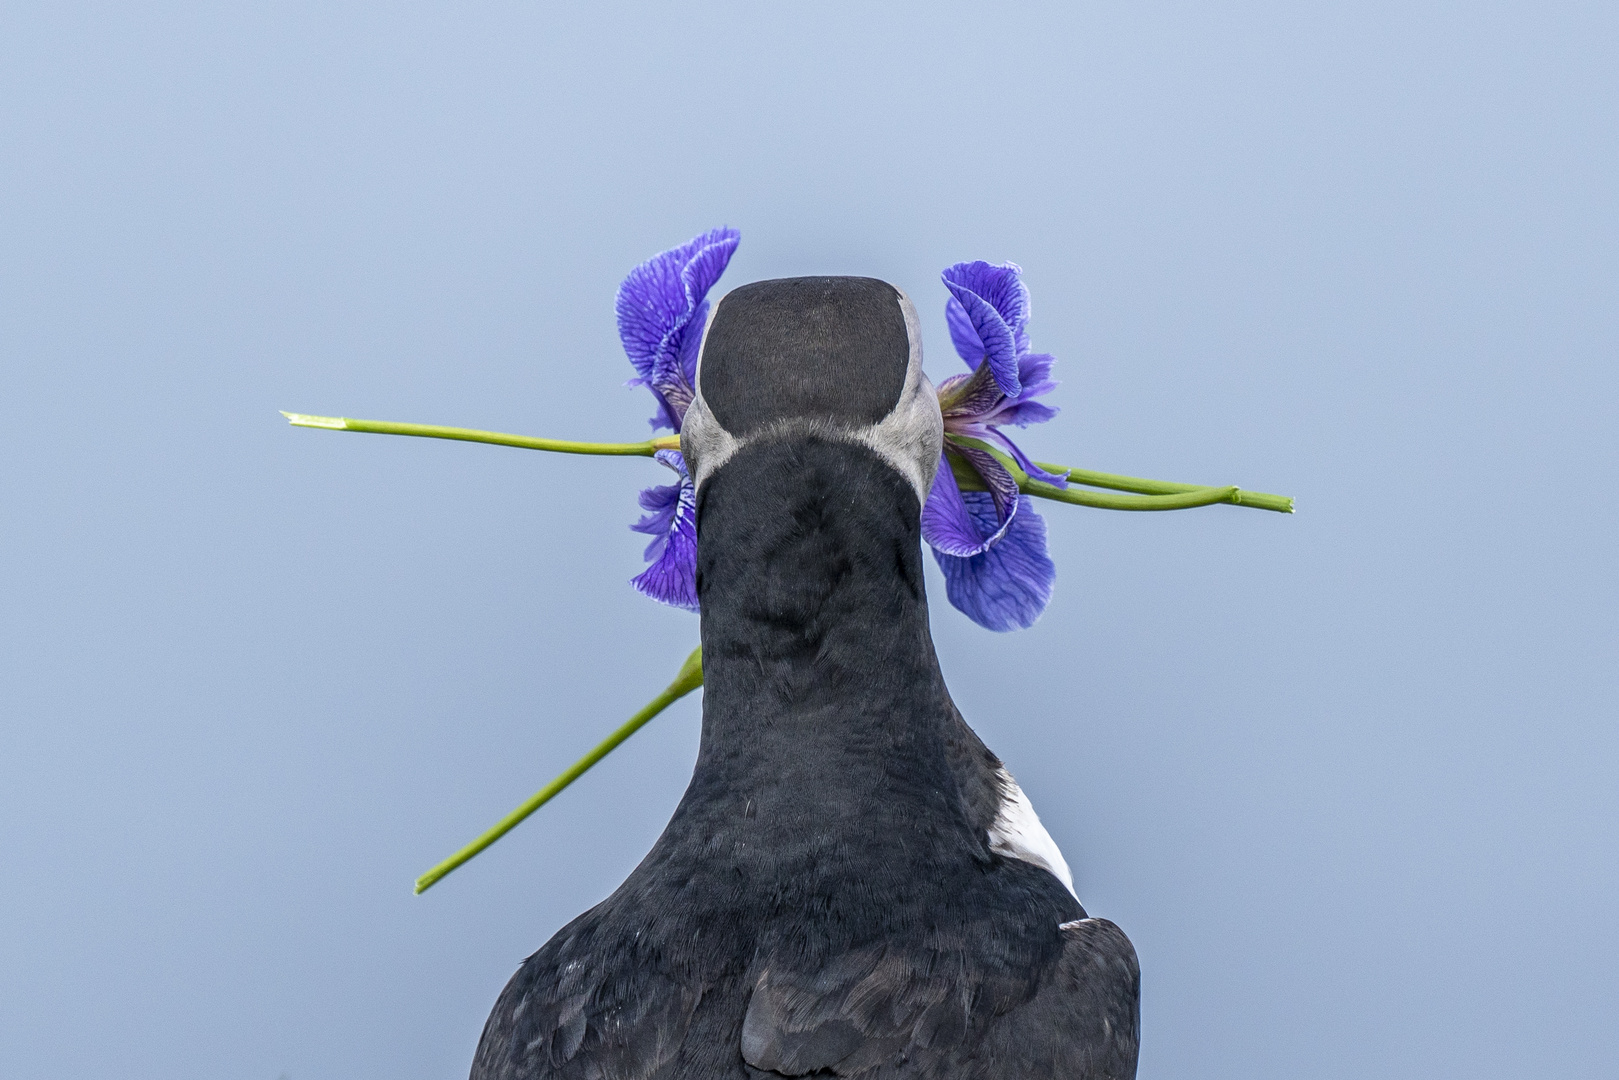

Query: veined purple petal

[678,236,736,316]
[943,261,1029,332]
[617,247,697,379]
[956,443,1021,523]
[920,448,1018,556]
[977,350,1059,429]
[616,227,739,431]
[945,297,985,366]
[995,398,1059,428]
[616,227,738,371]
[674,298,705,391]
[933,493,1055,632]
[920,452,985,557]
[1015,350,1056,393]
[629,449,699,611]
[645,297,707,430]
[644,393,684,433]
[942,274,1021,398]
[936,361,1003,421]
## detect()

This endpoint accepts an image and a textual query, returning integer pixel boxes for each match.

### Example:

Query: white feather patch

[988,767,1078,900]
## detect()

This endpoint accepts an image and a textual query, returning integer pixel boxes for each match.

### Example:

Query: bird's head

[679,276,944,509]
[679,275,946,677]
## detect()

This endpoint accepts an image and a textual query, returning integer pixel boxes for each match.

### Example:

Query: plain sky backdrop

[2,3,1615,1078]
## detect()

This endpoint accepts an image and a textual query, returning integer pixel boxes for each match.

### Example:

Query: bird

[470,276,1140,1079]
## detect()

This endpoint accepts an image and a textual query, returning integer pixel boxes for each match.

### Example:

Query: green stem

[1027,479,1242,511]
[281,411,1292,513]
[949,440,1294,514]
[413,646,704,894]
[281,412,680,457]
[1037,462,1294,513]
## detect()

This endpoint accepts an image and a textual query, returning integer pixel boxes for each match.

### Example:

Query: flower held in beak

[922,261,1066,632]
[615,228,739,610]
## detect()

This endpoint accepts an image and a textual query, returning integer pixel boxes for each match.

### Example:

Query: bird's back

[471,709,1138,1080]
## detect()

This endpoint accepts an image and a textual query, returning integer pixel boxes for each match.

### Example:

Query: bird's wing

[740,917,1139,1079]
[470,913,703,1080]
[972,918,1141,1079]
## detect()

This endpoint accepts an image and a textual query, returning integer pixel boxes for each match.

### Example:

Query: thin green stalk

[414,646,704,894]
[950,439,1294,514]
[282,412,680,456]
[1035,462,1294,513]
[281,411,1292,513]
[1028,479,1242,511]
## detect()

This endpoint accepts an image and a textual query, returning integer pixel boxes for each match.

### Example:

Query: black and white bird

[472,277,1139,1079]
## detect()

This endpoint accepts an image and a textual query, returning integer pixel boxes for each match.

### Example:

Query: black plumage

[471,278,1139,1079]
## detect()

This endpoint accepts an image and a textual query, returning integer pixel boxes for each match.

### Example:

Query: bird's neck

[690,437,956,800]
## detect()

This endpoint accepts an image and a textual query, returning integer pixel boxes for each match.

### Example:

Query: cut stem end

[282,411,349,430]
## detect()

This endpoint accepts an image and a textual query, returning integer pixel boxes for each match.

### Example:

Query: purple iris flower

[616,227,739,611]
[921,261,1067,632]
[614,238,1060,631]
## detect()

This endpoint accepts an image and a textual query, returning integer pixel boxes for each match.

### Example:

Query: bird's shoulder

[469,900,717,1080]
[967,916,1141,1079]
[738,913,1138,1079]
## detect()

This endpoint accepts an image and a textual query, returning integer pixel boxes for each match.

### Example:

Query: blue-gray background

[2,3,1614,1077]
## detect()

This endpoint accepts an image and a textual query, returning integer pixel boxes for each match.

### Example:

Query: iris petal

[1015,350,1056,394]
[629,478,680,560]
[676,235,736,318]
[942,261,1032,399]
[994,399,1059,428]
[942,275,1022,398]
[616,227,739,431]
[646,298,706,429]
[920,447,1020,556]
[933,493,1056,632]
[936,361,1004,421]
[617,250,695,379]
[920,452,987,557]
[945,297,985,366]
[629,450,699,611]
[983,429,1069,488]
[956,443,1021,524]
[943,261,1030,331]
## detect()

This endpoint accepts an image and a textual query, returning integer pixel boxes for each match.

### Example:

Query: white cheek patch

[679,391,741,491]
[987,766,1078,900]
[850,289,942,503]
[682,286,943,506]
[851,369,941,505]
